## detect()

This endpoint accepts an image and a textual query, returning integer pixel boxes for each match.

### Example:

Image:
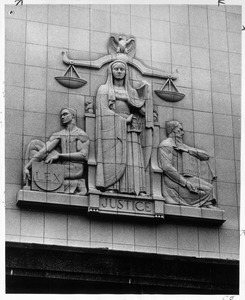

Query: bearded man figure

[158,121,216,208]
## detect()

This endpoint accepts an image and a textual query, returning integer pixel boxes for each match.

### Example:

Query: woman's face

[112,62,126,80]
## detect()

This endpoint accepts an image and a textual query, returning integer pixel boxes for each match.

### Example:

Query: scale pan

[154,90,185,102]
[55,76,87,89]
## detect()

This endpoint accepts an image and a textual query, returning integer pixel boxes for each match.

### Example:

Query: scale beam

[62,51,177,80]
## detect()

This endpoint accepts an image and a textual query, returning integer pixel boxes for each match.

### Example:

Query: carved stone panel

[22,107,89,195]
[32,162,65,193]
[99,196,154,216]
[158,120,217,209]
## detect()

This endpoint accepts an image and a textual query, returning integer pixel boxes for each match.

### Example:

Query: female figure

[96,59,153,195]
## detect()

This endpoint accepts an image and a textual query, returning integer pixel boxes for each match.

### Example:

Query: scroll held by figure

[95,58,154,196]
[23,108,89,195]
[158,121,216,208]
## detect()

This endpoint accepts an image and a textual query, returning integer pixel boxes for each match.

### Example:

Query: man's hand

[23,167,30,183]
[186,181,199,193]
[188,149,198,157]
[45,153,60,164]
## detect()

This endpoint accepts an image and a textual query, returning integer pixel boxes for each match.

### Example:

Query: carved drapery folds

[17,33,225,222]
[95,58,153,196]
[158,121,217,208]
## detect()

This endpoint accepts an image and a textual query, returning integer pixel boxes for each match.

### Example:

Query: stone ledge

[17,190,88,212]
[165,204,225,225]
[16,190,225,225]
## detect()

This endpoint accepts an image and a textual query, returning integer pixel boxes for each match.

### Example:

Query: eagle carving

[109,34,136,56]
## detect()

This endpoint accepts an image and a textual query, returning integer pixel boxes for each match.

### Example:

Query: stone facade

[5,4,241,260]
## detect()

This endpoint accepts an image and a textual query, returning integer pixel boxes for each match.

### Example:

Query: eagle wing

[109,35,119,53]
[125,38,136,53]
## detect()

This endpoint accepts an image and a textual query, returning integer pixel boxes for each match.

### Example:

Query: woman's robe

[95,60,153,195]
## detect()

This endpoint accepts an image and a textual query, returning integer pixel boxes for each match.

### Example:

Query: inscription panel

[32,162,65,192]
[99,197,154,216]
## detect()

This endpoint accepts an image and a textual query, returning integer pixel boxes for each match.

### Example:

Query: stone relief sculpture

[85,98,94,114]
[158,121,216,208]
[61,34,175,80]
[55,64,87,89]
[23,108,89,195]
[95,58,154,196]
[17,33,225,222]
[109,34,136,54]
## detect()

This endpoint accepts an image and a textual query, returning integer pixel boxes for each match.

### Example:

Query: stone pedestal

[85,113,97,194]
[151,123,164,200]
[17,190,225,224]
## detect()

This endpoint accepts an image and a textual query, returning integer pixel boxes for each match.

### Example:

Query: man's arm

[158,145,198,193]
[174,144,209,161]
[59,139,89,162]
[188,147,209,161]
[158,145,187,187]
[23,138,60,181]
[45,134,89,163]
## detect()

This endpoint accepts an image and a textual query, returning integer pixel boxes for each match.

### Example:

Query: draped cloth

[158,137,216,207]
[95,60,153,195]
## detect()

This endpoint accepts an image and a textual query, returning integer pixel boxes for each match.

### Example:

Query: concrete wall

[5,4,241,260]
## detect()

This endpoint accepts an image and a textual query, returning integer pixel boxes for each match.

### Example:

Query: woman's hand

[108,99,115,111]
[126,114,133,124]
